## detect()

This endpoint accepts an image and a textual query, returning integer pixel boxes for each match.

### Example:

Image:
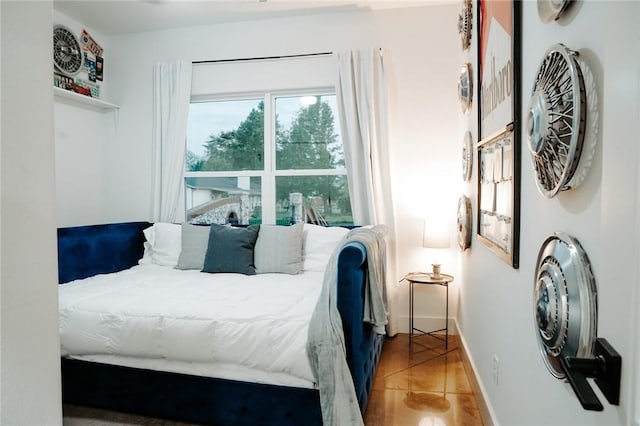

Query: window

[185,92,352,226]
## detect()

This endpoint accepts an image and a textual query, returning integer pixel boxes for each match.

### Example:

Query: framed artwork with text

[476,0,521,268]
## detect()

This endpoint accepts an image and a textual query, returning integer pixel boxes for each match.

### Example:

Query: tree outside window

[185,93,352,226]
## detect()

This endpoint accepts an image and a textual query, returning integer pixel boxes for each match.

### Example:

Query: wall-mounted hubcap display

[458,63,473,115]
[457,0,473,50]
[533,232,597,378]
[457,195,472,251]
[461,131,473,182]
[527,43,586,198]
[53,25,83,77]
[537,0,572,23]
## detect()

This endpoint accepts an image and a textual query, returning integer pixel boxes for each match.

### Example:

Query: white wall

[458,1,639,425]
[54,101,117,227]
[1,1,62,424]
[370,5,461,334]
[52,1,640,424]
[53,11,117,228]
[83,5,462,328]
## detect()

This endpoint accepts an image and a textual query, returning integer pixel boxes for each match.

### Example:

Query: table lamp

[423,219,450,279]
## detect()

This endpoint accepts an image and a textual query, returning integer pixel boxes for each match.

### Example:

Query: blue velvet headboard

[57,221,151,283]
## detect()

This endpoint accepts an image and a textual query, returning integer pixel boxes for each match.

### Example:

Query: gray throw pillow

[254,223,304,274]
[202,224,260,275]
[175,224,211,270]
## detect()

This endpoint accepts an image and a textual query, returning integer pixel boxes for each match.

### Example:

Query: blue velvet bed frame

[57,222,384,425]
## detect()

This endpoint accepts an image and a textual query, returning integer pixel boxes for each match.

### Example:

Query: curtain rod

[193,51,333,64]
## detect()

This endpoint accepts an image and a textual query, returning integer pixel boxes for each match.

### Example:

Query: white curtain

[151,61,193,223]
[335,48,400,335]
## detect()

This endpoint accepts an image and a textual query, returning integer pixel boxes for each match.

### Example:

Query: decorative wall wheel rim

[537,0,572,23]
[566,57,598,190]
[462,131,473,182]
[457,195,472,251]
[533,232,597,378]
[53,25,83,77]
[457,0,473,50]
[458,63,473,115]
[527,43,586,198]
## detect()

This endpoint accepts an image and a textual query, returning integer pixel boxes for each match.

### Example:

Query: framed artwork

[477,0,521,139]
[476,0,521,268]
[477,124,519,268]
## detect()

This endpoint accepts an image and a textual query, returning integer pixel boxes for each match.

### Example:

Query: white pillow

[139,223,182,266]
[303,224,349,272]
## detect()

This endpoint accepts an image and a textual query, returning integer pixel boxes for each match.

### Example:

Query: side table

[402,272,454,349]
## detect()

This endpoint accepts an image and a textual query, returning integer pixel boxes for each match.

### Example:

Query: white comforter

[59,264,324,385]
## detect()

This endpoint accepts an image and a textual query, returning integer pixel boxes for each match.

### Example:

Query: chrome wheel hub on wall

[533,232,597,378]
[53,25,83,77]
[456,195,472,251]
[461,131,473,182]
[458,63,473,114]
[527,43,586,198]
[457,0,473,50]
[537,0,572,23]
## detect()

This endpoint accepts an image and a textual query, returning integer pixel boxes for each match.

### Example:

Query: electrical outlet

[492,354,499,386]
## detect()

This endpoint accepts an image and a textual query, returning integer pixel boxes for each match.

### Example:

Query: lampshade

[423,219,450,249]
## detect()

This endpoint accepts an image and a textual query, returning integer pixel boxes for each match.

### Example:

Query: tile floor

[64,333,484,425]
[364,333,484,426]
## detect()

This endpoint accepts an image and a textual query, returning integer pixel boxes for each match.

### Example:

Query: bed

[57,221,386,425]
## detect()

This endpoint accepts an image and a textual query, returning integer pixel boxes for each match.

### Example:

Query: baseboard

[455,319,498,426]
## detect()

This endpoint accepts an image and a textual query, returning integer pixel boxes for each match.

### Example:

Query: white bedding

[59,264,324,387]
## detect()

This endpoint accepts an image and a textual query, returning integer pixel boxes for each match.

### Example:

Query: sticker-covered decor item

[96,56,104,81]
[457,195,472,251]
[537,0,572,23]
[462,131,473,182]
[81,29,104,82]
[527,43,593,198]
[458,63,473,114]
[457,0,473,50]
[80,29,104,57]
[54,73,73,90]
[84,51,97,82]
[53,25,83,77]
[533,232,597,379]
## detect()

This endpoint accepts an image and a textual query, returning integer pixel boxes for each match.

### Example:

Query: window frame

[185,88,348,225]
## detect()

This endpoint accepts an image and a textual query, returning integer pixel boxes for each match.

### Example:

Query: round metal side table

[403,272,454,349]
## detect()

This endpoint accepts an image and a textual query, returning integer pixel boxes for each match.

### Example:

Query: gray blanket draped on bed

[307,225,388,426]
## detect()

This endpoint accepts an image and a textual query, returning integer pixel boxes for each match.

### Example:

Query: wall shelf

[54,86,119,110]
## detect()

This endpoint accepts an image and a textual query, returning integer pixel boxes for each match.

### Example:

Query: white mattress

[59,264,324,388]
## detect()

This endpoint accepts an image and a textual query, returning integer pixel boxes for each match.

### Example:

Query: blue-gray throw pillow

[202,224,260,275]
